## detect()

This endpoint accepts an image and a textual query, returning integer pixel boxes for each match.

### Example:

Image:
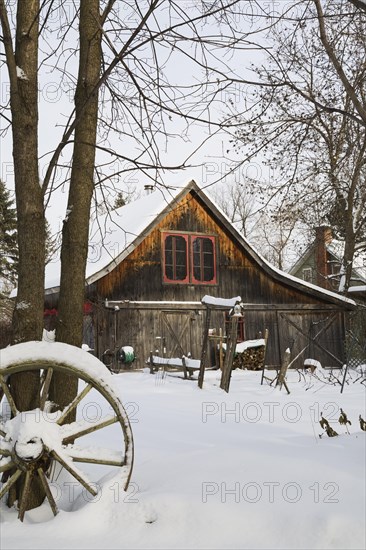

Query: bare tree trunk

[2,0,44,410]
[51,0,102,409]
[0,0,45,510]
[0,0,45,344]
[340,217,356,294]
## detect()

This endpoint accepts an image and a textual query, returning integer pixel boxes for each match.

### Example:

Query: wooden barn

[44,180,356,370]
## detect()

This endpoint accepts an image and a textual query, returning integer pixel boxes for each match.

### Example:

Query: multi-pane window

[192,236,215,283]
[164,234,189,283]
[302,267,313,283]
[163,232,217,284]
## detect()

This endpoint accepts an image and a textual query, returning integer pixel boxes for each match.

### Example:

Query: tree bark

[341,214,357,294]
[51,0,102,409]
[0,0,46,510]
[0,0,45,345]
[3,0,44,412]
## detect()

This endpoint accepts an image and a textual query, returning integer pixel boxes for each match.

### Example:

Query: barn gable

[75,181,354,305]
[44,180,356,371]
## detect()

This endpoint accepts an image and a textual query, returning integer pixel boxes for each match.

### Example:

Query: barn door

[159,310,201,358]
[278,311,345,369]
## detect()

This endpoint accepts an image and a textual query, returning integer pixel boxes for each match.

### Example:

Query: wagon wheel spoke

[39,369,46,390]
[51,450,98,497]
[40,368,53,411]
[62,415,118,445]
[67,445,125,467]
[0,384,7,437]
[37,467,58,517]
[0,460,15,473]
[0,448,11,457]
[0,468,22,500]
[18,470,33,522]
[70,456,124,467]
[57,383,93,425]
[0,448,11,458]
[0,375,18,417]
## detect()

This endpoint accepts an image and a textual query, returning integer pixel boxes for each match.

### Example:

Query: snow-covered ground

[1,366,365,550]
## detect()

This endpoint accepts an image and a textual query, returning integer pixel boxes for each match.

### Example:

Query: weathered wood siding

[97,303,207,370]
[91,192,350,370]
[95,192,329,304]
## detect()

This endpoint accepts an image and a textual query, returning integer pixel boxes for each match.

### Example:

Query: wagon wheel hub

[12,437,49,472]
[5,409,60,471]
[15,436,43,461]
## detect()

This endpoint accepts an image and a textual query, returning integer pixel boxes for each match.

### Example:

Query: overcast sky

[0,1,273,234]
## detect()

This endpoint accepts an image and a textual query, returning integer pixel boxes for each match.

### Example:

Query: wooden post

[220,315,239,393]
[149,351,154,374]
[260,328,269,385]
[276,348,291,394]
[181,356,188,379]
[219,327,224,371]
[198,307,212,389]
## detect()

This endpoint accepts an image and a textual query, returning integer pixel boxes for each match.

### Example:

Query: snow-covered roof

[45,184,185,291]
[43,179,355,308]
[347,285,366,294]
[193,190,356,307]
[250,244,356,306]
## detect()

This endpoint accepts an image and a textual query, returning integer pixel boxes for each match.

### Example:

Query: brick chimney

[315,226,333,289]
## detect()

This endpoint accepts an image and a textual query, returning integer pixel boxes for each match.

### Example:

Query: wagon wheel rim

[0,342,134,521]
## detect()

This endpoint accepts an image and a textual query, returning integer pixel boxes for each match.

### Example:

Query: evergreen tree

[113,191,127,209]
[113,187,139,210]
[0,180,18,287]
[45,220,57,264]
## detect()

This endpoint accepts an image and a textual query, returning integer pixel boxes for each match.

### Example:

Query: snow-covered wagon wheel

[0,342,134,521]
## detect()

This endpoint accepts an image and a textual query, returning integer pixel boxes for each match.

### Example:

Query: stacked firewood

[233,345,266,370]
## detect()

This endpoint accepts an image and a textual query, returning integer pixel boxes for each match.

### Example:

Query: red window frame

[162,233,189,284]
[191,235,217,285]
[162,232,217,285]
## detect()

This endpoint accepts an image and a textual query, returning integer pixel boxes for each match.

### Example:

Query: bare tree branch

[313,0,366,126]
[348,0,366,12]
